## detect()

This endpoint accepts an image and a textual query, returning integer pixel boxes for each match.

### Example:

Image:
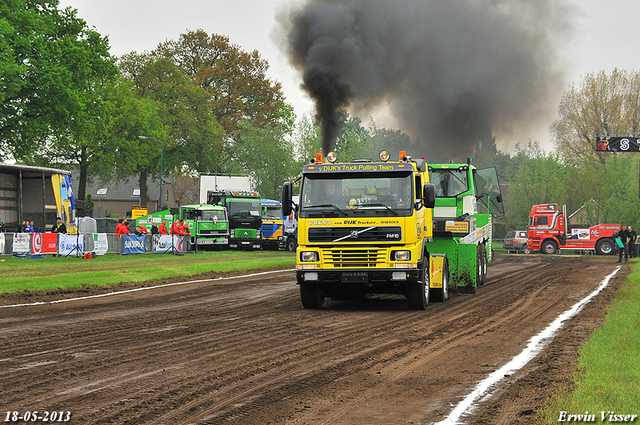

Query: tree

[0,0,118,183]
[116,53,224,207]
[551,69,640,164]
[155,29,286,134]
[231,116,298,200]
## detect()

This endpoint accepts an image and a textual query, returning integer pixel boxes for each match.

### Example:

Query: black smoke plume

[277,0,573,159]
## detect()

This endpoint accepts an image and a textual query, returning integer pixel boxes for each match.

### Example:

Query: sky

[57,0,640,153]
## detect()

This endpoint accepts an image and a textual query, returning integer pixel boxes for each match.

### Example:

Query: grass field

[0,251,296,293]
[539,262,640,423]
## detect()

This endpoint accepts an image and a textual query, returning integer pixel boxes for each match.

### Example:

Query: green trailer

[428,159,504,293]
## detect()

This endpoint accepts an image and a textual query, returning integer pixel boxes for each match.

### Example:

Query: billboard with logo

[31,233,58,255]
[123,235,145,254]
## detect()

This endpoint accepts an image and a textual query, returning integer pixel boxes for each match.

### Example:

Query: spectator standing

[20,220,27,232]
[628,225,637,258]
[151,223,159,235]
[159,219,169,235]
[618,225,629,263]
[50,217,67,234]
[171,219,184,235]
[121,219,131,235]
[0,213,5,233]
[183,221,191,236]
[115,219,124,237]
[28,221,34,232]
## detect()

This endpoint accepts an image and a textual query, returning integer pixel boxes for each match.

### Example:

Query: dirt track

[0,254,629,424]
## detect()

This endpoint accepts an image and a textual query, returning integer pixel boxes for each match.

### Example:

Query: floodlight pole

[138,136,164,211]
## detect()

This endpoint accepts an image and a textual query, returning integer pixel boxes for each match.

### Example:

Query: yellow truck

[282,150,448,310]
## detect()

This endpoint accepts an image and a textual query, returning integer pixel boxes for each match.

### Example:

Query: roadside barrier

[0,233,192,257]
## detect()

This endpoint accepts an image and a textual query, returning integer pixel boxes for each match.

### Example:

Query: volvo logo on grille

[350,230,359,239]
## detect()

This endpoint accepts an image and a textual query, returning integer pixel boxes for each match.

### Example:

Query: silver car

[503,230,529,254]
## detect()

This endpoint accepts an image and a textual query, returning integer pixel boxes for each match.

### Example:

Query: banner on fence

[153,234,183,253]
[13,233,30,257]
[93,233,108,255]
[0,233,4,254]
[59,234,83,257]
[123,234,145,254]
[31,233,57,255]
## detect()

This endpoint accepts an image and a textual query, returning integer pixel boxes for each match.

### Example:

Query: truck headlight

[301,251,319,262]
[392,250,411,261]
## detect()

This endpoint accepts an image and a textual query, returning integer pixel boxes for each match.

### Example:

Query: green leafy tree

[116,53,224,207]
[231,116,298,200]
[155,29,286,135]
[0,0,118,201]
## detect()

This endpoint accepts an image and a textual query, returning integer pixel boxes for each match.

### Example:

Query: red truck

[527,204,620,255]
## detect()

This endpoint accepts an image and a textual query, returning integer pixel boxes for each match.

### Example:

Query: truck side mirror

[423,183,435,209]
[282,182,293,216]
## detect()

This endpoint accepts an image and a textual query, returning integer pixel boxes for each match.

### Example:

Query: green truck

[428,159,503,293]
[137,204,229,248]
[207,190,262,250]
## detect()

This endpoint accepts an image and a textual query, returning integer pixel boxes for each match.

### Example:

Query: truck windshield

[429,169,469,197]
[299,174,413,216]
[201,210,226,221]
[227,200,261,218]
[262,204,282,219]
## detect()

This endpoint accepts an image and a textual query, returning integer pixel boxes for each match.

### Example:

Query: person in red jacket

[159,219,168,235]
[172,219,184,235]
[115,219,124,237]
[120,219,131,235]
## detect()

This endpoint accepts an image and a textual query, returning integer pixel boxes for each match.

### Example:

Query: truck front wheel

[541,240,558,255]
[407,261,430,310]
[595,238,614,255]
[300,284,324,309]
[286,235,297,252]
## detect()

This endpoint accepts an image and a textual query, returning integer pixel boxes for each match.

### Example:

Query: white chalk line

[434,265,621,425]
[0,269,296,309]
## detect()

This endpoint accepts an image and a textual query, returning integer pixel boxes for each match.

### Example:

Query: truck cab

[208,190,262,250]
[261,199,284,250]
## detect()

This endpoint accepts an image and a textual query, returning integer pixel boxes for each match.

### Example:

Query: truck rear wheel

[541,240,558,255]
[300,284,324,309]
[595,238,614,255]
[476,244,487,286]
[407,261,430,310]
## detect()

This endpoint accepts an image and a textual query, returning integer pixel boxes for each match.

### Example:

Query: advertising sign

[13,233,30,257]
[93,233,108,255]
[153,234,183,253]
[31,233,58,255]
[595,137,640,152]
[58,234,83,257]
[123,235,145,254]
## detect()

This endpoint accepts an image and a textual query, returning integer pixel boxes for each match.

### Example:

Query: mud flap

[429,254,445,289]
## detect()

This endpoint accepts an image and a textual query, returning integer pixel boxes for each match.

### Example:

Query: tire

[541,240,558,255]
[431,259,449,302]
[407,259,430,310]
[476,244,486,286]
[595,238,614,255]
[300,284,324,309]
[480,244,487,284]
[286,236,297,253]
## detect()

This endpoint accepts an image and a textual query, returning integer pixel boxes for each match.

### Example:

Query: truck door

[474,167,504,217]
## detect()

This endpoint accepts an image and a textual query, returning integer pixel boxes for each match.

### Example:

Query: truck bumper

[296,269,421,295]
[230,238,262,250]
[196,238,228,245]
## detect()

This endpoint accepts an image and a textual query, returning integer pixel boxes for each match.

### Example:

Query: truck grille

[322,249,386,268]
[308,226,402,243]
